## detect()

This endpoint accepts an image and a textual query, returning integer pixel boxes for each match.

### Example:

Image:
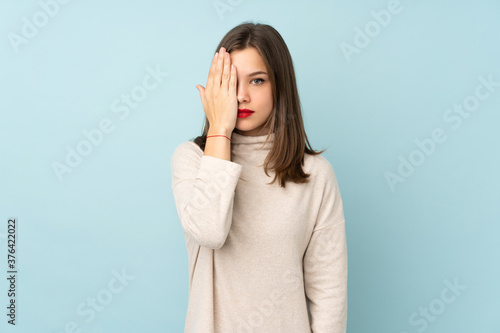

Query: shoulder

[305,153,337,182]
[171,140,242,170]
[173,140,202,155]
[170,140,203,167]
[171,140,202,159]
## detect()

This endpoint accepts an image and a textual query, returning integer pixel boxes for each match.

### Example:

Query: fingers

[206,52,218,93]
[229,63,236,95]
[213,47,225,93]
[221,51,231,92]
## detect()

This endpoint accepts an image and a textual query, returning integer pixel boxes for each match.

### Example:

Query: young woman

[171,22,347,333]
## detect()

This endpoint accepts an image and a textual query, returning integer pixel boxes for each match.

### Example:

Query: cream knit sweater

[171,131,347,333]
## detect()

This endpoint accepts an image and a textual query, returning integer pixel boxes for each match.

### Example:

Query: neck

[229,131,275,166]
[231,130,275,144]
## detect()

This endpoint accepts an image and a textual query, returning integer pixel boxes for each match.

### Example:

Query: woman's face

[229,47,273,136]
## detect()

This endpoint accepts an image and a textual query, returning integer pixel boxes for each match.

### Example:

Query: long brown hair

[193,21,326,188]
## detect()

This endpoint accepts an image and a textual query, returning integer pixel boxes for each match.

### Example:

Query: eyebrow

[247,71,268,77]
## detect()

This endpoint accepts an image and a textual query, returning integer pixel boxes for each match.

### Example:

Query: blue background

[1,0,499,332]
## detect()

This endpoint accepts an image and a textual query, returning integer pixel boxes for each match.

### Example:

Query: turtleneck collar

[230,131,275,145]
[230,131,275,166]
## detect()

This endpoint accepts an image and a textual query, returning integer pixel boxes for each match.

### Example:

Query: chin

[235,122,255,131]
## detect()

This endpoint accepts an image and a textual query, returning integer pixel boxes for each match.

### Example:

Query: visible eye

[252,78,265,85]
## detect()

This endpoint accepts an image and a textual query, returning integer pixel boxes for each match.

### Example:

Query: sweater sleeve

[170,141,243,250]
[303,157,347,332]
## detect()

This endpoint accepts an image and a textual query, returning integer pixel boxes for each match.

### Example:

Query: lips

[237,109,254,118]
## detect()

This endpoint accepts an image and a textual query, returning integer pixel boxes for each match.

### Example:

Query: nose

[237,83,249,104]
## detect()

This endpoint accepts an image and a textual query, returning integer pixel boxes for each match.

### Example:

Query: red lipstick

[238,109,255,118]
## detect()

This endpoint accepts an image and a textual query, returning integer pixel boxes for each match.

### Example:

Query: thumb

[195,85,205,98]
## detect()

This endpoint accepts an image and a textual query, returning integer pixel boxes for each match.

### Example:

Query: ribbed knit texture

[171,130,347,333]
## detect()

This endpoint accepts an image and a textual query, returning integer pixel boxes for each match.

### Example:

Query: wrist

[208,127,232,138]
